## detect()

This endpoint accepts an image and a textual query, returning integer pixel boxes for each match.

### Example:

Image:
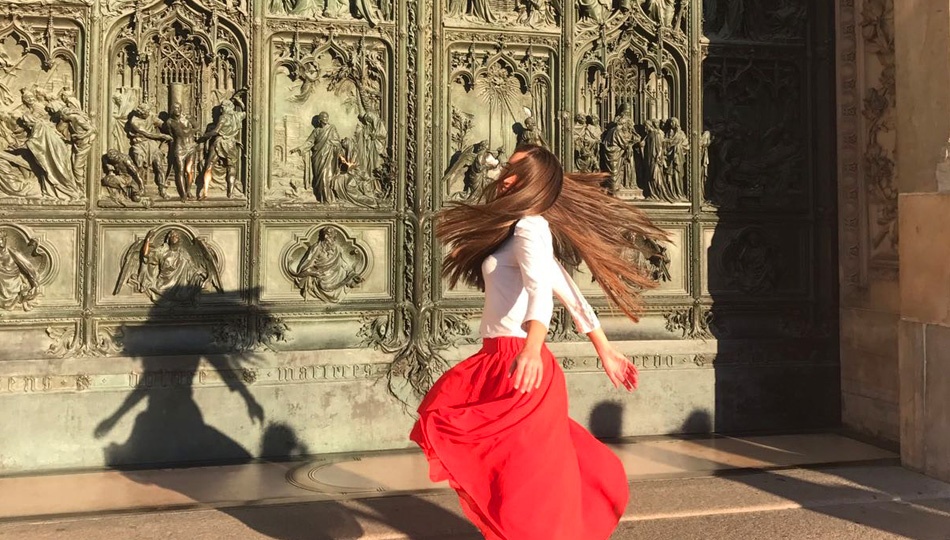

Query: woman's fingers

[607,367,621,389]
[512,360,543,393]
[625,363,639,390]
[523,364,538,393]
[511,359,525,390]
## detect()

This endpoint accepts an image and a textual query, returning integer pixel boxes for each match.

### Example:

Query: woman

[410,144,669,539]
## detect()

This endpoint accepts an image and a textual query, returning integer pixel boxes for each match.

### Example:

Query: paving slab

[0,433,896,521]
[1,465,948,540]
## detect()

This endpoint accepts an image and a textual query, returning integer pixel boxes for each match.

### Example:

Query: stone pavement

[1,434,949,539]
[1,466,949,539]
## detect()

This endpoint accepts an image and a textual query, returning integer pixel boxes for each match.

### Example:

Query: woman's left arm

[553,263,638,391]
[587,326,639,391]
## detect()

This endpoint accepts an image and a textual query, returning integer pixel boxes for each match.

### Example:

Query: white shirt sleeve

[512,216,555,331]
[552,262,601,335]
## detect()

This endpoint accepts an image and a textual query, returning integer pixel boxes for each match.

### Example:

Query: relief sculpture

[269,0,393,27]
[721,227,781,295]
[284,225,369,303]
[572,113,601,173]
[103,0,249,207]
[703,58,804,208]
[0,225,53,312]
[443,139,501,201]
[601,104,643,197]
[0,20,87,205]
[196,90,248,200]
[444,42,554,202]
[114,226,224,305]
[576,0,688,35]
[447,0,560,28]
[627,232,671,283]
[574,24,688,202]
[270,33,393,209]
[703,0,807,41]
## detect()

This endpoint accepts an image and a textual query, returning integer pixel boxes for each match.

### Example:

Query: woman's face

[498,151,527,195]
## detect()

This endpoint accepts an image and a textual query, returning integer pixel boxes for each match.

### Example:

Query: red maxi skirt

[410,337,629,540]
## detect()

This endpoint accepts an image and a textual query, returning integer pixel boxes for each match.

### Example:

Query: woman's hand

[586,327,638,391]
[509,347,544,393]
[598,345,639,391]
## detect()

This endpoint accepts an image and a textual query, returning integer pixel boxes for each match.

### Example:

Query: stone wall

[836,0,901,444]
[892,0,950,483]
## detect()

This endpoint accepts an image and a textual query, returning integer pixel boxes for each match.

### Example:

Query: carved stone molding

[836,0,864,297]
[836,0,898,296]
[859,0,898,275]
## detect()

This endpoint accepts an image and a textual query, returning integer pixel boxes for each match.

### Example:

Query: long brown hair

[437,144,670,321]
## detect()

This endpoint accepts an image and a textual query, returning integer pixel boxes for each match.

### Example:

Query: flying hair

[436,144,670,322]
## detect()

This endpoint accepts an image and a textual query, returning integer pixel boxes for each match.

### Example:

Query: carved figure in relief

[326,0,350,17]
[292,112,343,203]
[577,0,610,22]
[114,228,223,305]
[643,0,674,27]
[444,140,500,201]
[101,149,147,204]
[0,49,21,107]
[723,227,780,294]
[291,0,345,17]
[353,110,387,178]
[699,130,713,200]
[126,106,173,199]
[289,226,368,303]
[661,117,689,201]
[516,0,560,26]
[449,0,497,22]
[47,97,96,184]
[16,94,81,201]
[353,0,386,26]
[573,114,599,172]
[163,103,201,201]
[626,232,671,283]
[671,0,689,32]
[583,116,605,172]
[643,119,667,198]
[447,0,464,16]
[516,116,547,148]
[290,61,321,103]
[600,105,642,194]
[197,90,247,199]
[0,112,38,199]
[710,0,746,38]
[0,233,40,311]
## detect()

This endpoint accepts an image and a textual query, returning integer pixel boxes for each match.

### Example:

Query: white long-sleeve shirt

[479,215,600,338]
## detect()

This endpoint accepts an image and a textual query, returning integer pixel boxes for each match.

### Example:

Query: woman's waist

[479,335,552,355]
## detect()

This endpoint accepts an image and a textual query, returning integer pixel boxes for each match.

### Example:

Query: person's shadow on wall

[93,288,265,467]
[91,286,476,539]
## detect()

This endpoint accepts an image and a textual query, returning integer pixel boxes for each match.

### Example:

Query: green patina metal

[0,0,837,472]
